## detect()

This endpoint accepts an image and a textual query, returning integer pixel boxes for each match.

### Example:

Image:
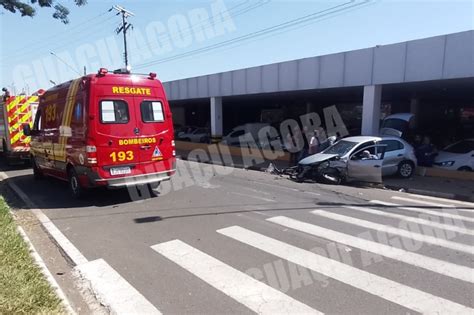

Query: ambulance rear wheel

[32,157,44,180]
[68,168,85,199]
[148,182,161,197]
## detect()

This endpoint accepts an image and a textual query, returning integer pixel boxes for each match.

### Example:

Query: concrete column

[361,85,382,136]
[210,97,223,142]
[410,97,420,127]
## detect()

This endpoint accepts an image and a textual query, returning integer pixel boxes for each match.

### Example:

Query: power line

[143,0,270,54]
[0,1,257,66]
[1,9,113,61]
[134,0,370,70]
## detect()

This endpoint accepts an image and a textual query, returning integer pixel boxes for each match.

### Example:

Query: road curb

[0,172,76,315]
[384,184,474,203]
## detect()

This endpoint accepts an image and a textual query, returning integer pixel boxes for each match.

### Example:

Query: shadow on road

[132,201,473,224]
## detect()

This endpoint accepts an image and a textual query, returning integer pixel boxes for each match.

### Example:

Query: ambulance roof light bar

[97,68,108,76]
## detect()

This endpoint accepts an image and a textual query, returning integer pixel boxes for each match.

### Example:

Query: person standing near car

[308,129,321,155]
[416,136,437,167]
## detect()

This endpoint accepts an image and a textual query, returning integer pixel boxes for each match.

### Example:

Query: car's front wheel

[398,161,415,178]
[458,166,472,172]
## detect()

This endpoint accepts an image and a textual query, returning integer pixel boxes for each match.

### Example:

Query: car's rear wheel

[398,161,414,178]
[458,166,472,172]
[32,157,44,180]
[68,168,85,199]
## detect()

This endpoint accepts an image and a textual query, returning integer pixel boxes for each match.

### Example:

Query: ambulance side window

[100,100,129,124]
[141,101,164,123]
[33,110,42,131]
[72,102,83,125]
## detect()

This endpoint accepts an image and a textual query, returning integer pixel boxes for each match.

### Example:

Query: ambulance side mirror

[22,124,31,136]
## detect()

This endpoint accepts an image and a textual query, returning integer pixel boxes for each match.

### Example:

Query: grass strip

[0,196,64,314]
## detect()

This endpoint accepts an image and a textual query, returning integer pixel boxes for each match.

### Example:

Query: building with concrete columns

[163,30,473,147]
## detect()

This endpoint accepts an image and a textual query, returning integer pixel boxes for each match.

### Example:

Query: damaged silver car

[295,136,417,184]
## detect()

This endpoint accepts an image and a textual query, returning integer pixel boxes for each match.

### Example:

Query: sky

[0,0,473,93]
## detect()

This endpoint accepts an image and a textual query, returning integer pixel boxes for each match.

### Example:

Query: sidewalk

[383,176,474,202]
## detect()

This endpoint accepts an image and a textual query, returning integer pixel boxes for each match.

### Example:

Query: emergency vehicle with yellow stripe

[0,89,41,164]
[24,68,176,198]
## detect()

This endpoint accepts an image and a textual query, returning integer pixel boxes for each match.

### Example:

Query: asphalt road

[2,159,474,314]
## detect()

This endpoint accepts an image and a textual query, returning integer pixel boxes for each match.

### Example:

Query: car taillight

[86,145,97,164]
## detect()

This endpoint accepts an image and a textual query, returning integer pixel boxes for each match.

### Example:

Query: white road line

[17,226,77,315]
[32,209,89,266]
[267,216,474,283]
[311,210,474,255]
[344,206,474,236]
[304,191,321,196]
[7,179,89,266]
[252,181,301,192]
[151,240,321,315]
[230,191,275,203]
[240,186,272,196]
[76,259,161,315]
[392,196,455,208]
[253,181,321,196]
[217,226,473,314]
[406,193,474,207]
[370,200,474,223]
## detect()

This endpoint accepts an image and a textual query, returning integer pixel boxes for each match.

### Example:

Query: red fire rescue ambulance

[0,89,41,164]
[24,69,176,198]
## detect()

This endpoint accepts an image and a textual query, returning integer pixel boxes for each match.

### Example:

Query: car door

[347,144,386,183]
[379,139,404,176]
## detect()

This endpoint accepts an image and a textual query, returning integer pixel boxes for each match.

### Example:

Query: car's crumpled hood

[299,153,339,165]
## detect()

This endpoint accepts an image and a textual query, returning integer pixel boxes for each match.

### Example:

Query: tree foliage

[0,0,87,24]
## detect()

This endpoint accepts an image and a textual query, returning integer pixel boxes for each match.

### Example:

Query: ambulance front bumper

[94,170,175,188]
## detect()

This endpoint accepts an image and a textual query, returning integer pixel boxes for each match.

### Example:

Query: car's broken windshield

[323,140,357,156]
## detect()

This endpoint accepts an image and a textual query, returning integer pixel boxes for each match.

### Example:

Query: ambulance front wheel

[68,168,85,199]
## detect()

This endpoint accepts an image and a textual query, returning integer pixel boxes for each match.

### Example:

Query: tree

[0,0,87,24]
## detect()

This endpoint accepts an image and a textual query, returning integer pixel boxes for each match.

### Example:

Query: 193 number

[110,151,134,162]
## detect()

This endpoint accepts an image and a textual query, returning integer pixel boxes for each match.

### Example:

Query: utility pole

[111,5,134,70]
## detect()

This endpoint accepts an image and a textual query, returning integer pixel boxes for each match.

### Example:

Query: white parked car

[434,139,474,172]
[178,127,210,143]
[222,123,270,147]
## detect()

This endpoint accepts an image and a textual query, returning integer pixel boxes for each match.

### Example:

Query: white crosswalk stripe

[370,200,474,223]
[217,226,473,314]
[405,193,474,207]
[392,196,456,208]
[344,205,474,236]
[143,200,473,313]
[151,240,321,315]
[267,216,474,283]
[311,210,474,255]
[76,259,162,315]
